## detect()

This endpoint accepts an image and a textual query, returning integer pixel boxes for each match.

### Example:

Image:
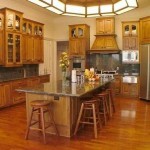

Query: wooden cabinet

[27,77,40,87]
[5,32,22,66]
[96,17,115,35]
[0,82,11,108]
[122,21,139,50]
[91,35,118,50]
[69,24,90,57]
[121,83,139,97]
[123,37,138,50]
[0,8,23,67]
[114,75,121,95]
[0,30,4,65]
[39,74,50,83]
[121,76,139,97]
[22,18,44,64]
[140,16,150,44]
[11,79,27,104]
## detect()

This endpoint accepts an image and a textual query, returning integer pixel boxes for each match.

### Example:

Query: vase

[62,71,67,85]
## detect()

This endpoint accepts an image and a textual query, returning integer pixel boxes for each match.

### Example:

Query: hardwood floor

[0,96,150,150]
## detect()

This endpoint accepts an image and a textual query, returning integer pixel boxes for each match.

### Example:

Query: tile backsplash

[0,65,39,80]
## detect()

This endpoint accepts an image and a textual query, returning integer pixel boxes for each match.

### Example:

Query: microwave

[122,50,139,63]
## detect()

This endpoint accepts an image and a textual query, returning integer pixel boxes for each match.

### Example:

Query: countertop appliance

[140,44,150,101]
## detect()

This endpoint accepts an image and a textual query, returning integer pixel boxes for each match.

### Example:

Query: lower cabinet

[0,74,50,108]
[0,82,11,108]
[114,75,121,95]
[121,83,139,97]
[11,79,27,104]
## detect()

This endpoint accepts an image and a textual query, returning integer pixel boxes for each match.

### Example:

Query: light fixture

[27,0,138,17]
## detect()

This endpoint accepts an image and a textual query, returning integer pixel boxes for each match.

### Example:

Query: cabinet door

[0,31,4,64]
[77,26,85,38]
[15,34,22,64]
[33,37,43,63]
[69,39,80,55]
[122,83,130,95]
[114,76,121,94]
[140,17,150,44]
[130,83,138,97]
[11,79,27,104]
[0,83,11,108]
[96,18,114,34]
[123,22,138,37]
[6,32,14,64]
[123,37,138,50]
[78,39,86,55]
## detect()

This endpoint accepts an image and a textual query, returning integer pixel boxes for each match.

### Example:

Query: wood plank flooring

[0,96,150,150]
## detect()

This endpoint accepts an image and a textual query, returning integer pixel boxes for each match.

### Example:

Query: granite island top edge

[16,78,114,97]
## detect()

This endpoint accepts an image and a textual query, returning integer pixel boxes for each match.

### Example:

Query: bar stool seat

[25,100,59,144]
[74,99,102,138]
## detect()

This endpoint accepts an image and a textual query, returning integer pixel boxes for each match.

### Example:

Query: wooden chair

[25,100,59,144]
[74,99,102,138]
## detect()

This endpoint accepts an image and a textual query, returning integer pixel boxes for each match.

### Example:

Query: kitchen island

[17,78,113,137]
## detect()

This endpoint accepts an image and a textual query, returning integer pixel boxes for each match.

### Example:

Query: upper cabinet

[69,24,90,57]
[122,22,138,37]
[22,18,44,64]
[0,8,23,66]
[122,21,139,50]
[4,8,23,33]
[96,17,115,35]
[69,24,89,39]
[140,16,150,44]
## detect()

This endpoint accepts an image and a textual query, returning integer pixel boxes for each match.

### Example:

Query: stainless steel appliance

[70,57,85,71]
[140,44,150,100]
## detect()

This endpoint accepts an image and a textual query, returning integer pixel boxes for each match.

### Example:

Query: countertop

[17,78,113,97]
[0,74,50,83]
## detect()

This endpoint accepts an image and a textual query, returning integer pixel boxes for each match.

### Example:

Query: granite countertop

[17,78,113,97]
[0,74,50,83]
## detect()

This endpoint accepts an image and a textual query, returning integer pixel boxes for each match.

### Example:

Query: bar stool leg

[40,107,46,144]
[92,104,97,138]
[104,96,110,119]
[25,107,34,140]
[74,103,84,135]
[48,107,59,136]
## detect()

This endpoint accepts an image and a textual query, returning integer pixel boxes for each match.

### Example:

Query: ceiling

[60,0,120,6]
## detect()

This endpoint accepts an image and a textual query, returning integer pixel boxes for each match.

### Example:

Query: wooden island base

[26,93,81,138]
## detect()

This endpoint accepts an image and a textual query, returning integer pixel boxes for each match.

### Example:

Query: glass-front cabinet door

[0,13,4,30]
[123,22,138,37]
[15,34,21,64]
[77,26,84,38]
[7,33,14,64]
[5,10,22,32]
[6,32,22,65]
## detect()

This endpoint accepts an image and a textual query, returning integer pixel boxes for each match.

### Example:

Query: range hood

[88,34,120,54]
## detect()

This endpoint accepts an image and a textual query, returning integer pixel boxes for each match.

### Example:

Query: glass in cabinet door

[124,25,129,36]
[15,15,21,31]
[7,13,14,30]
[71,27,77,38]
[39,26,43,36]
[28,23,32,35]
[7,33,14,63]
[0,14,3,30]
[15,34,21,63]
[34,25,38,35]
[78,27,84,37]
[131,25,137,36]
[22,22,27,33]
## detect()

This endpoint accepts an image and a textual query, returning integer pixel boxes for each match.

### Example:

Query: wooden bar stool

[106,89,115,117]
[74,99,102,138]
[25,100,59,144]
[96,93,110,125]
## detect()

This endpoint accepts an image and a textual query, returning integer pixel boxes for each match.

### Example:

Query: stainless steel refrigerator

[140,44,150,100]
